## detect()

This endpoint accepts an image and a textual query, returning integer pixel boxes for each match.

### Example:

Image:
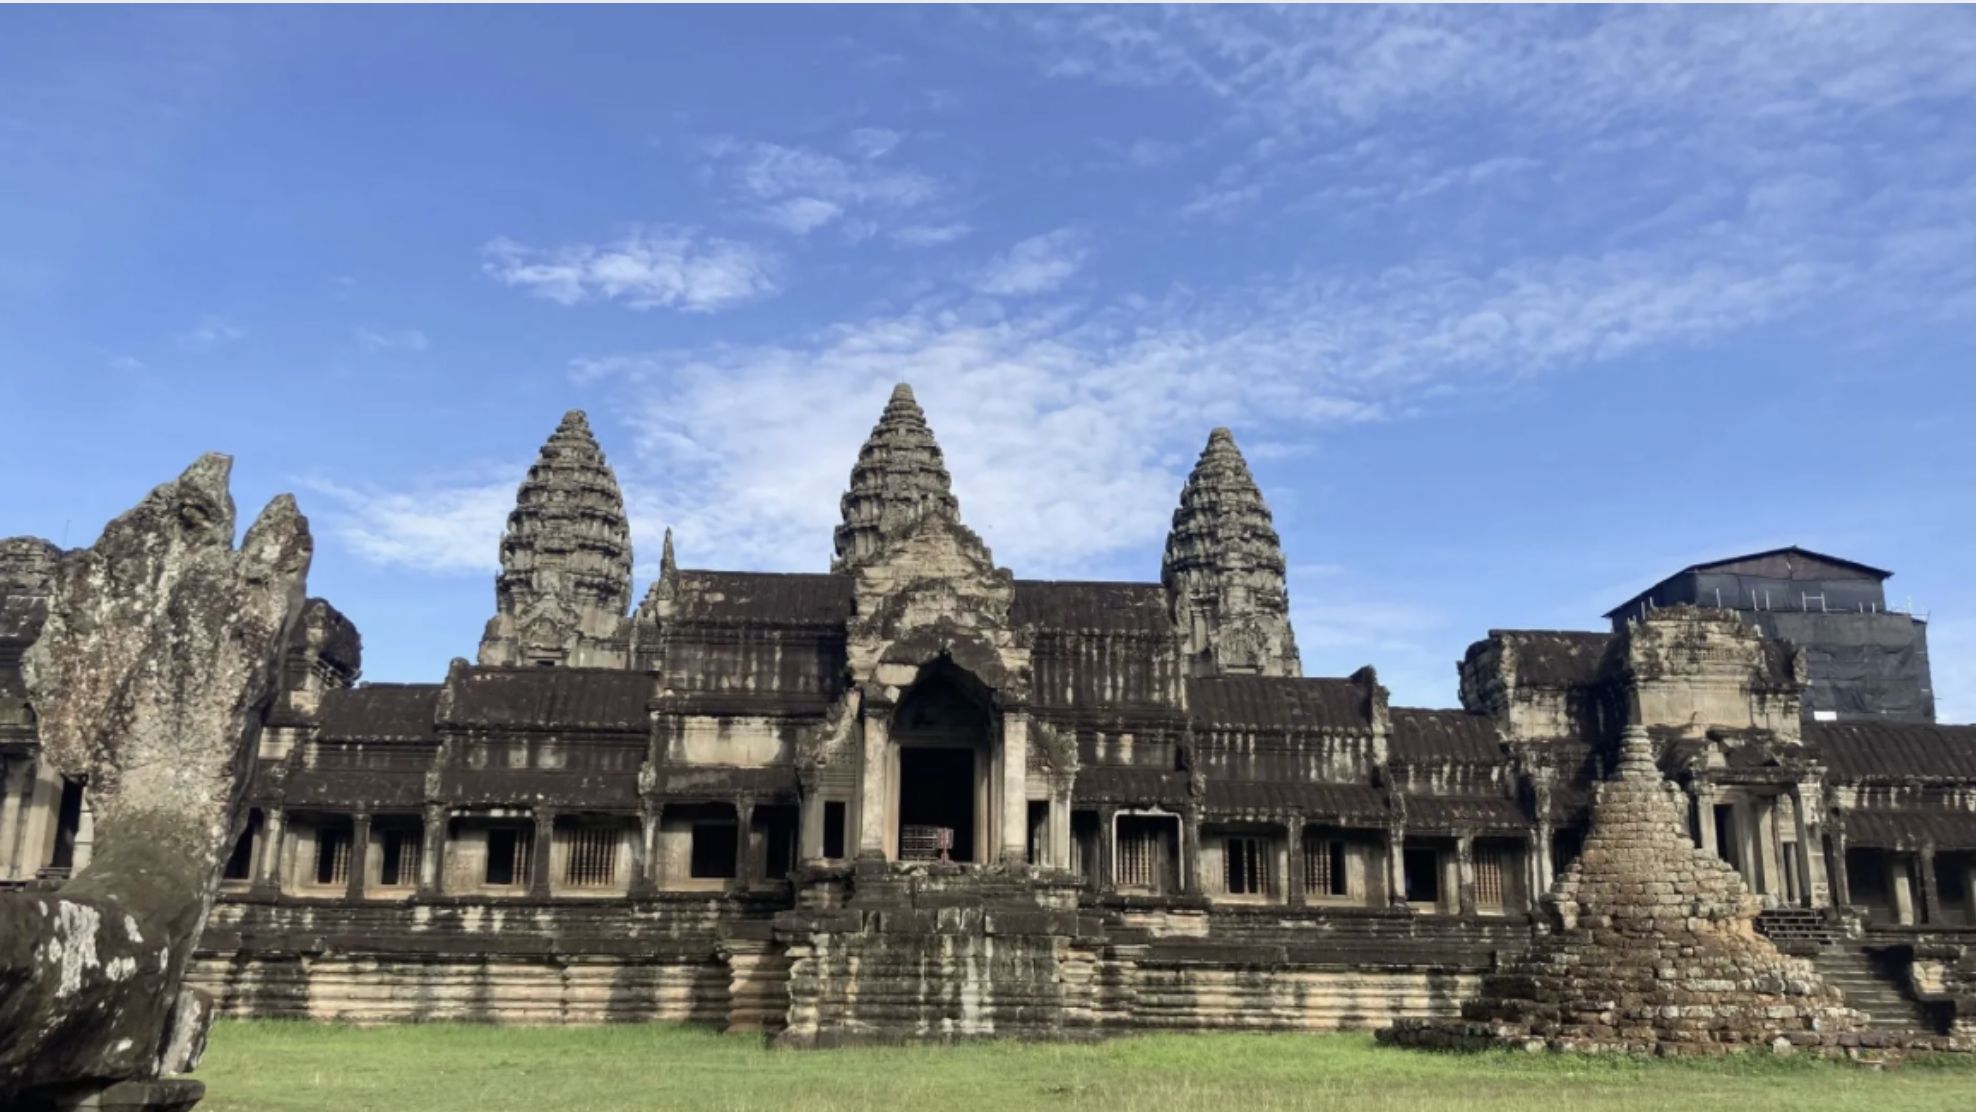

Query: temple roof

[1390,708,1504,763]
[833,383,961,572]
[444,666,651,733]
[317,683,440,743]
[1809,721,1976,780]
[1187,675,1370,732]
[1487,629,1614,688]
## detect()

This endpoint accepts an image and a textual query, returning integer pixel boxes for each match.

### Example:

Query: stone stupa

[1384,724,1864,1056]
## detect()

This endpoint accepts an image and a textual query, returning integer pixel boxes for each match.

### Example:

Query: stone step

[1812,947,1943,1035]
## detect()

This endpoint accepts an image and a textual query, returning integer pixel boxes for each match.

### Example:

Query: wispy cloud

[305,475,513,573]
[355,327,430,353]
[482,227,778,312]
[972,229,1090,296]
[177,315,245,349]
[705,132,944,238]
[892,222,974,248]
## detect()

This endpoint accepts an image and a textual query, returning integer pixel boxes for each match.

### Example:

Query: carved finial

[476,410,633,667]
[1162,427,1300,677]
[660,527,677,579]
[832,382,961,572]
[1616,724,1659,781]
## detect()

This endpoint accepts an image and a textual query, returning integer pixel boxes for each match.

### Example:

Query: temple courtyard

[195,1023,1976,1111]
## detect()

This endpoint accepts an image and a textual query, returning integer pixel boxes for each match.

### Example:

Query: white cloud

[972,229,1091,296]
[305,476,514,574]
[355,327,430,353]
[892,223,974,248]
[177,315,245,349]
[847,127,903,159]
[482,227,778,313]
[705,134,943,237]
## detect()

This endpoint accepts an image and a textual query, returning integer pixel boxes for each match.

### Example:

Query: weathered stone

[477,410,633,668]
[1,454,310,1104]
[1162,428,1300,678]
[833,383,961,573]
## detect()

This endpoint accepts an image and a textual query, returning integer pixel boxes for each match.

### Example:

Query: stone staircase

[1813,946,1946,1036]
[1754,908,1842,954]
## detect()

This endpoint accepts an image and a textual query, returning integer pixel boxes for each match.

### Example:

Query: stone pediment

[848,513,1028,700]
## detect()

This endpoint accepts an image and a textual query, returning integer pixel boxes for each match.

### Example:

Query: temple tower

[477,410,633,668]
[832,384,961,572]
[1161,428,1301,677]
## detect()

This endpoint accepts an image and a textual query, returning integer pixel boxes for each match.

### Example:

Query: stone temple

[2,384,1973,1046]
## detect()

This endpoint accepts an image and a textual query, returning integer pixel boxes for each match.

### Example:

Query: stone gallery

[3,385,1974,1049]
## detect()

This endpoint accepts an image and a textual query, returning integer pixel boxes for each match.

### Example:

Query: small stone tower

[833,383,962,572]
[477,410,633,668]
[1161,428,1301,677]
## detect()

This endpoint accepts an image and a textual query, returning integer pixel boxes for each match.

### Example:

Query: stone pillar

[72,793,95,872]
[0,758,29,879]
[632,804,657,896]
[1096,805,1118,894]
[1385,826,1408,909]
[1919,843,1941,926]
[1000,709,1030,865]
[1829,817,1853,909]
[1693,781,1719,856]
[798,779,824,862]
[1047,777,1073,872]
[1531,822,1555,912]
[857,711,889,859]
[1456,833,1477,917]
[259,806,288,890]
[1180,802,1202,896]
[735,796,757,887]
[1789,782,1829,908]
[15,759,61,876]
[346,811,371,901]
[418,805,446,896]
[1287,818,1307,907]
[1892,856,1917,925]
[530,808,555,899]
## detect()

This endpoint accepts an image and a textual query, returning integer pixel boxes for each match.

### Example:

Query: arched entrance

[891,660,994,863]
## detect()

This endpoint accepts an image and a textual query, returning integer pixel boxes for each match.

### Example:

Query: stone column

[1693,781,1719,856]
[1919,843,1941,926]
[1000,709,1030,865]
[72,794,95,872]
[15,759,61,877]
[1180,802,1203,896]
[632,804,657,896]
[1789,782,1829,908]
[1048,776,1073,872]
[1456,833,1477,917]
[1287,818,1307,907]
[798,778,824,863]
[259,806,288,890]
[1385,826,1407,909]
[0,758,29,879]
[1892,856,1917,925]
[1531,822,1555,912]
[346,811,371,901]
[418,805,446,896]
[1829,816,1852,909]
[530,808,555,899]
[735,796,757,887]
[857,711,889,859]
[1096,805,1118,894]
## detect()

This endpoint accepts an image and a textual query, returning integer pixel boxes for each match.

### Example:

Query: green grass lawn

[195,1021,1976,1112]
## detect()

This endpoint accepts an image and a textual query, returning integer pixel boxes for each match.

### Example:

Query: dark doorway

[898,747,975,862]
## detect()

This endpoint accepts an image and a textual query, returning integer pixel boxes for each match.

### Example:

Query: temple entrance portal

[890,660,994,864]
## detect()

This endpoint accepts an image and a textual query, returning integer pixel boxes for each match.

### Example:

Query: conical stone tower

[477,410,633,668]
[1384,725,1864,1055]
[1161,428,1300,677]
[832,383,961,572]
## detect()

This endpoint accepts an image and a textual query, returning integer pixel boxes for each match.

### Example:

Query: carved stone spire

[477,410,633,668]
[1162,427,1301,677]
[832,383,962,572]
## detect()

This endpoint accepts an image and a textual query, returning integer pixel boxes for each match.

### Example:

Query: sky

[4,6,1975,717]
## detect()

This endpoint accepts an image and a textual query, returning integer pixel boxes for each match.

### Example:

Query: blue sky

[5,6,1976,716]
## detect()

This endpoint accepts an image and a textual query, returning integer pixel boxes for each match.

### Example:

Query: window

[1403,847,1441,905]
[822,802,846,860]
[1114,817,1169,896]
[222,812,260,882]
[1027,801,1050,866]
[1224,835,1272,897]
[562,825,618,888]
[315,826,353,887]
[378,826,421,888]
[1304,835,1349,898]
[484,826,533,887]
[690,823,738,879]
[764,823,794,880]
[1474,848,1505,910]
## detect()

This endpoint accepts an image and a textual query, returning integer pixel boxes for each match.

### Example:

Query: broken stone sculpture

[0,454,311,1109]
